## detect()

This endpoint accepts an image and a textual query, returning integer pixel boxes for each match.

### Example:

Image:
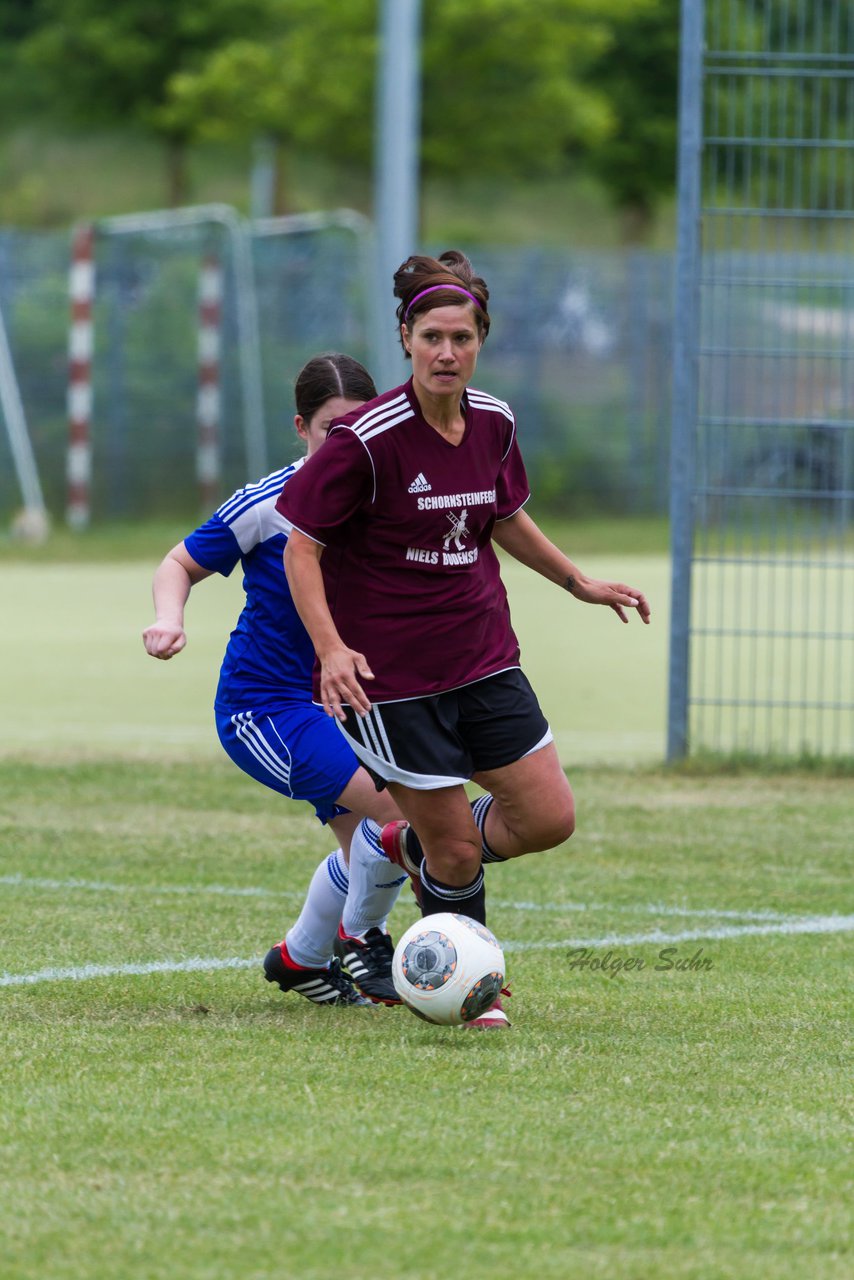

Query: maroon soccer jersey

[277,378,530,701]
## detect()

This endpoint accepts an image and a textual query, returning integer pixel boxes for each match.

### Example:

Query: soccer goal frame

[0,295,49,538]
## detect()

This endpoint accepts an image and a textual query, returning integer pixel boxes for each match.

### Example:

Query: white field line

[0,874,795,922]
[504,914,854,953]
[2,914,852,989]
[0,873,292,900]
[492,899,795,922]
[0,956,259,988]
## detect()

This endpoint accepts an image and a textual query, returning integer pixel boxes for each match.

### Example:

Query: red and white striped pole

[196,254,223,508]
[66,223,95,529]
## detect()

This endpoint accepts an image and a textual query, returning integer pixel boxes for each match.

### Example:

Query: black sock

[419,864,486,925]
[404,825,424,867]
[471,794,506,863]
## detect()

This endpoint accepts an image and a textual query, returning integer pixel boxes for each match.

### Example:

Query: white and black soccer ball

[391,912,505,1025]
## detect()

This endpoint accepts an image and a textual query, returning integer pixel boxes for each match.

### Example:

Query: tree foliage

[162,0,376,159]
[0,0,45,114]
[21,0,280,200]
[420,0,624,178]
[578,0,680,233]
[166,0,650,177]
[11,0,679,224]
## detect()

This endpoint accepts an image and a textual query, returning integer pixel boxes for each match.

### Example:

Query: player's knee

[425,836,482,885]
[527,798,576,851]
[556,799,576,844]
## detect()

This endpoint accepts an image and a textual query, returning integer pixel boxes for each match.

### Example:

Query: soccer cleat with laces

[464,990,511,1030]
[334,926,402,1006]
[379,820,423,903]
[263,941,370,1006]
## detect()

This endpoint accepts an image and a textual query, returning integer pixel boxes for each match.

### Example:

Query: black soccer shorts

[337,667,552,790]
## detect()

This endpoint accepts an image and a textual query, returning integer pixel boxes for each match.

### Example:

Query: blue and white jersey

[184,459,315,712]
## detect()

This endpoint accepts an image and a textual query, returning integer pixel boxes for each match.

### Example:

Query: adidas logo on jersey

[408,472,432,493]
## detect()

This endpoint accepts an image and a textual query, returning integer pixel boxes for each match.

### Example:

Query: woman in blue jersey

[142,353,407,1008]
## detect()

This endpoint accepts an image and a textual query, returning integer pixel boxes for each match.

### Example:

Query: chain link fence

[668,0,854,761]
[0,213,673,526]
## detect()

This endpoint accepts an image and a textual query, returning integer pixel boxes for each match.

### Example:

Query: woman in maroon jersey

[279,250,650,1027]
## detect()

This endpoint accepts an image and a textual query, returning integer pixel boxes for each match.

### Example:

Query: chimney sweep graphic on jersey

[444,508,470,551]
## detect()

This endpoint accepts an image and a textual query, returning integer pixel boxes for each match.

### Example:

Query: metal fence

[0,214,674,526]
[669,0,854,760]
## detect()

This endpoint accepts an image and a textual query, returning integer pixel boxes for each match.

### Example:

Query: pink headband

[405,283,482,318]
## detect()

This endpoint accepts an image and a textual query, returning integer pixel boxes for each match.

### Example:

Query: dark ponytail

[294,353,377,420]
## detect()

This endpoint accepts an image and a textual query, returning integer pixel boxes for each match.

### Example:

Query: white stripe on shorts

[364,706,397,766]
[232,712,293,790]
[339,722,467,791]
[355,708,387,762]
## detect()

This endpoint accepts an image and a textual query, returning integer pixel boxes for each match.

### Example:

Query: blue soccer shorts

[215,702,359,824]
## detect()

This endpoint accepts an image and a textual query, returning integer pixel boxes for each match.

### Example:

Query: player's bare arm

[492,509,651,625]
[142,542,213,659]
[283,530,374,719]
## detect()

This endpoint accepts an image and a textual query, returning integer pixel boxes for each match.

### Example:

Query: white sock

[285,848,349,969]
[341,819,407,938]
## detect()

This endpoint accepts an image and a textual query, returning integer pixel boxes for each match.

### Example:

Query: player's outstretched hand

[142,622,187,659]
[319,645,374,720]
[572,576,651,625]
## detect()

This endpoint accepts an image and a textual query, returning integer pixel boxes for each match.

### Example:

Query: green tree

[19,0,674,222]
[0,0,45,115]
[162,0,376,213]
[577,0,680,240]
[420,0,627,179]
[163,0,647,208]
[23,0,279,204]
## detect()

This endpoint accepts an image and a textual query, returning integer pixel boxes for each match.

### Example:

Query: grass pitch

[1,547,667,765]
[1,759,852,1280]
[1,543,851,1278]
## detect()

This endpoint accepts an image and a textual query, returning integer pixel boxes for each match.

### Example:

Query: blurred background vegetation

[0,0,680,246]
[3,2,849,531]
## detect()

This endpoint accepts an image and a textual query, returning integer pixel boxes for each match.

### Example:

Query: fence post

[373,0,422,393]
[196,254,223,508]
[667,0,705,761]
[66,223,95,529]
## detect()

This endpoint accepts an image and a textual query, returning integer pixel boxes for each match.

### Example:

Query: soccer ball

[391,912,505,1025]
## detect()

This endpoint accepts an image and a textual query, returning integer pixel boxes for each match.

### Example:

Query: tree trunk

[165,138,189,208]
[619,201,653,245]
[272,137,290,216]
